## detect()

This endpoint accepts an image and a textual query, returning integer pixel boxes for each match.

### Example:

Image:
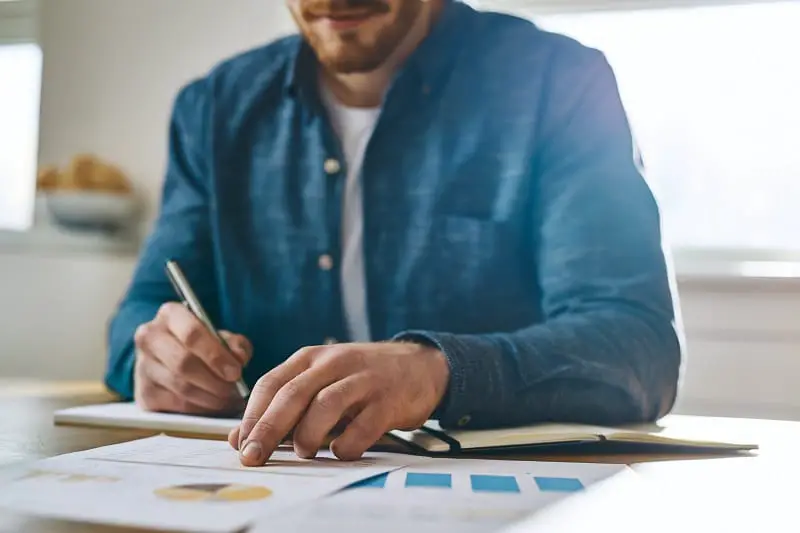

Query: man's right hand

[133,302,252,415]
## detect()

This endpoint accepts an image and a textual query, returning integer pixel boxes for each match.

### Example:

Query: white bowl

[46,191,139,232]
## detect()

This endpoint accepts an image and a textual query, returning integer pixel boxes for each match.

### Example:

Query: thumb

[220,331,253,366]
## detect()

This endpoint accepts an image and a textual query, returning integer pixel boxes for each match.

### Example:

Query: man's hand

[133,302,252,415]
[229,342,450,464]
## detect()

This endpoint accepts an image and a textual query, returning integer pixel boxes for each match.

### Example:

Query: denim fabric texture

[106,1,682,429]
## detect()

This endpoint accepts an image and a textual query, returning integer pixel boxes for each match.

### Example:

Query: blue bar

[350,473,388,489]
[534,477,584,492]
[405,473,452,488]
[470,475,521,493]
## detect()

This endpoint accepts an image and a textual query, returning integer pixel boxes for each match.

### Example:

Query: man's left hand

[229,342,450,464]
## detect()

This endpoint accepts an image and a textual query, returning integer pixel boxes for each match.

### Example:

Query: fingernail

[223,365,240,381]
[241,441,262,463]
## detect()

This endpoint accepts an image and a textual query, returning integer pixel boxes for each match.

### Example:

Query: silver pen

[165,260,250,399]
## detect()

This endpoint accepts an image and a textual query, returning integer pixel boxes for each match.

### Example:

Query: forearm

[398,309,681,430]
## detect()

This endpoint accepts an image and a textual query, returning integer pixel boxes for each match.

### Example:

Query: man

[106,0,683,465]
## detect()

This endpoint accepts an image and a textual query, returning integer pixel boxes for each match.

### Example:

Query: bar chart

[350,471,585,495]
[266,461,630,533]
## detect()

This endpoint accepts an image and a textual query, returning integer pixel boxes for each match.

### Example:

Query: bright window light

[0,42,42,231]
[531,2,800,253]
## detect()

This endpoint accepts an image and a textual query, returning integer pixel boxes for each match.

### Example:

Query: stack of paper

[257,457,629,533]
[1,403,737,532]
[0,435,420,532]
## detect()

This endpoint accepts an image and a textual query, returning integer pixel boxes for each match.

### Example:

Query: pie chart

[154,483,273,502]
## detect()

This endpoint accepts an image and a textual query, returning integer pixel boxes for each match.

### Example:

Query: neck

[321,0,445,108]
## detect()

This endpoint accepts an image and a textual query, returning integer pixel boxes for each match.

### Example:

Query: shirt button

[318,254,334,271]
[324,158,341,175]
[457,415,472,427]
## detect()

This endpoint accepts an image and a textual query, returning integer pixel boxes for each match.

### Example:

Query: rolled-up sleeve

[396,48,682,430]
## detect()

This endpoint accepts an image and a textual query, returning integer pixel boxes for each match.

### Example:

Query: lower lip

[322,14,376,31]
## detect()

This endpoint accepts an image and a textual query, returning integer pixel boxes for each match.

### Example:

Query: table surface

[1,380,797,533]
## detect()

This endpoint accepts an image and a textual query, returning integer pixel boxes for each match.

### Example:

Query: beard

[293,0,425,74]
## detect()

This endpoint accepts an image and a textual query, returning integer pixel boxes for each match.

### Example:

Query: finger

[220,332,253,366]
[228,427,241,451]
[158,303,241,382]
[238,347,318,447]
[136,378,220,416]
[240,358,352,466]
[137,324,235,400]
[292,375,372,459]
[330,404,389,461]
[139,352,227,411]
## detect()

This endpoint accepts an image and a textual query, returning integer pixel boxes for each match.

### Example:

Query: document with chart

[256,457,631,533]
[0,435,418,532]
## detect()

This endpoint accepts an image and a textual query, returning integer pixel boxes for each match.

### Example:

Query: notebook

[388,420,759,455]
[55,403,759,456]
[54,402,239,437]
[52,403,390,449]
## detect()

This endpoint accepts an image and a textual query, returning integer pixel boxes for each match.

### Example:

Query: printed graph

[154,483,273,502]
[16,469,120,484]
[350,471,585,494]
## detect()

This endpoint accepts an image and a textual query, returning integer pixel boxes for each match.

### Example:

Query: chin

[318,47,387,74]
[322,57,385,74]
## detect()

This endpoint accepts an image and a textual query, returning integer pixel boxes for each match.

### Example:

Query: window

[484,1,800,255]
[0,0,41,232]
[0,43,41,231]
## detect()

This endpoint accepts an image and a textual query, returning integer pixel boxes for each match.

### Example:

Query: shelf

[0,225,140,257]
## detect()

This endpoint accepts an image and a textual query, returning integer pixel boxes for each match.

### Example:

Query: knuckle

[240,414,261,428]
[156,302,181,322]
[295,345,329,364]
[172,377,195,397]
[277,379,304,403]
[253,375,279,398]
[251,418,280,441]
[133,323,153,346]
[293,346,316,361]
[314,388,343,413]
[173,350,195,376]
[181,324,204,348]
[326,346,358,368]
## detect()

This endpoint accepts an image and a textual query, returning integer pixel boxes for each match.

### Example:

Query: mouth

[312,9,386,31]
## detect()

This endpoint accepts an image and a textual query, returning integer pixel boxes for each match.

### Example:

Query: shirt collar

[284,0,473,101]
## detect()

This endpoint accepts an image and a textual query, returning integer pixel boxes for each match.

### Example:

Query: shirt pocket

[432,165,523,222]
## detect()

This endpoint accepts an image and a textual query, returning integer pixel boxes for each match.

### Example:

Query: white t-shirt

[321,85,381,343]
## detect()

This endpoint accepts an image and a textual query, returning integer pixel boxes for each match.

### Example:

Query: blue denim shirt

[106,1,682,429]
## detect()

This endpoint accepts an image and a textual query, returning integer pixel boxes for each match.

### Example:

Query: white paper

[0,435,418,533]
[257,458,629,533]
[53,402,240,436]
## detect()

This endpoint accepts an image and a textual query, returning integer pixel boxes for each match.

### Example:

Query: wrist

[418,344,451,407]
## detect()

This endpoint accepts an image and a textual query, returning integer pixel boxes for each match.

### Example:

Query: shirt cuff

[104,347,136,401]
[392,330,502,429]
